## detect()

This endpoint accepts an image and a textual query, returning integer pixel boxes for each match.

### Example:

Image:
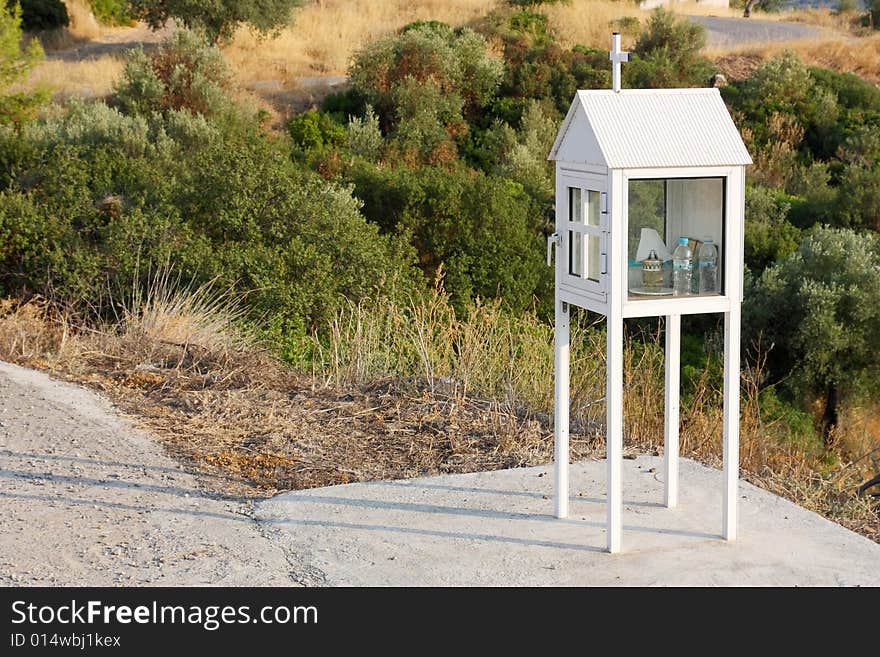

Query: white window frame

[559,173,608,301]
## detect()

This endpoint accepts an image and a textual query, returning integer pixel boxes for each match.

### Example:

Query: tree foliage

[0,100,419,331]
[0,3,46,127]
[349,22,502,165]
[626,8,714,89]
[348,162,548,313]
[745,227,880,441]
[16,0,68,31]
[114,28,233,117]
[126,0,303,42]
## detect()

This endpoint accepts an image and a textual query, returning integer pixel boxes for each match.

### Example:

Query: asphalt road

[688,15,825,48]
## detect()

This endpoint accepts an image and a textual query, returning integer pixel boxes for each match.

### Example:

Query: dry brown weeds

[0,292,876,542]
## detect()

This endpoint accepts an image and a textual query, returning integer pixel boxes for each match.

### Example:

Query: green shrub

[1,3,47,128]
[489,100,557,204]
[1,99,420,331]
[348,162,549,314]
[15,0,68,31]
[745,226,880,441]
[476,14,608,120]
[88,0,131,26]
[114,28,232,118]
[625,8,713,88]
[345,106,383,161]
[744,186,801,271]
[127,0,303,43]
[288,109,345,153]
[349,22,502,163]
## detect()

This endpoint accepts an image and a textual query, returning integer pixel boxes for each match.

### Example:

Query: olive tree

[127,0,303,42]
[745,226,880,444]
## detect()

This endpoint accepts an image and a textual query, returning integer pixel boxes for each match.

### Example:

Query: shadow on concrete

[0,491,247,523]
[272,493,720,544]
[274,517,608,553]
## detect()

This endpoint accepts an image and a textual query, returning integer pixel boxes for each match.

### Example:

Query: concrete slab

[257,456,880,586]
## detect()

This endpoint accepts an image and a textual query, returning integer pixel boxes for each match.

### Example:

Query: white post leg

[554,299,570,519]
[606,313,624,553]
[723,307,741,540]
[664,314,681,508]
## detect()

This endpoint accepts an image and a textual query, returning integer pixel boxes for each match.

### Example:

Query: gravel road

[0,361,312,586]
[688,15,825,48]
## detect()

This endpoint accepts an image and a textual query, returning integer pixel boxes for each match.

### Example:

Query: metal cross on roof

[609,32,629,93]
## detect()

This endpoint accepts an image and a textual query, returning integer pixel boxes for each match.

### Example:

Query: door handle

[547,232,560,267]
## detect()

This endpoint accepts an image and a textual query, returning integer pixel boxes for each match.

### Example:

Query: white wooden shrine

[547,34,752,553]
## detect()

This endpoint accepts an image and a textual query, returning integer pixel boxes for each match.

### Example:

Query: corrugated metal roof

[548,88,753,168]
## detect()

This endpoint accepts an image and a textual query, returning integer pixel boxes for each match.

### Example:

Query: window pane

[587,190,601,227]
[586,235,601,282]
[627,179,666,262]
[569,188,582,224]
[569,231,582,276]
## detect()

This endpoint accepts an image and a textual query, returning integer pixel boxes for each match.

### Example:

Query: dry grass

[225,0,500,88]
[543,0,648,51]
[20,55,124,99]
[708,33,880,85]
[64,0,104,41]
[777,7,866,33]
[2,277,875,541]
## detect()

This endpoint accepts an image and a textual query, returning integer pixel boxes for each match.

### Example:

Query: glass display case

[627,177,725,301]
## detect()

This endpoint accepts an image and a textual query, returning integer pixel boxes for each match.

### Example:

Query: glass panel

[586,234,601,282]
[627,180,665,262]
[568,231,582,276]
[627,177,726,299]
[666,178,724,296]
[569,188,582,224]
[587,190,601,227]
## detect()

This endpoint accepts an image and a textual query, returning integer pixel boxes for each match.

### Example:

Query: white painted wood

[554,297,570,519]
[607,316,623,552]
[623,166,735,180]
[664,314,681,508]
[549,103,608,168]
[606,169,625,553]
[548,63,750,552]
[723,307,741,540]
[557,171,609,300]
[557,161,609,177]
[558,286,607,315]
[610,33,629,93]
[623,295,732,318]
[725,167,746,303]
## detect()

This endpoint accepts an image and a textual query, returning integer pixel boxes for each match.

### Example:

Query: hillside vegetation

[1,1,878,540]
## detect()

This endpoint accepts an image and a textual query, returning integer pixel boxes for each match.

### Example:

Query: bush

[127,0,303,42]
[288,109,345,153]
[349,22,502,163]
[114,28,233,118]
[0,99,420,332]
[1,3,47,127]
[479,12,609,118]
[744,186,801,271]
[490,100,557,204]
[88,0,131,26]
[16,0,68,31]
[745,226,880,442]
[348,162,549,313]
[345,106,383,161]
[626,8,714,89]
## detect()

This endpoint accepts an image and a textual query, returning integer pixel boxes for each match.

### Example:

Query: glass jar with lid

[642,249,663,292]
